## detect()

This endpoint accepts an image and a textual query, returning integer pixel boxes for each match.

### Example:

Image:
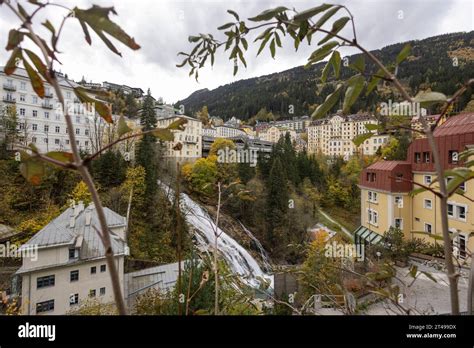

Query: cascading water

[160,182,273,289]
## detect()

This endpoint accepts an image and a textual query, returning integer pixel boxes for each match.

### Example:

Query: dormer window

[69,248,78,259]
[415,152,421,163]
[423,152,430,163]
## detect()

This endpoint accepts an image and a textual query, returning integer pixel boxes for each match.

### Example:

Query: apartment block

[15,202,128,315]
[0,67,97,153]
[307,113,385,158]
[258,126,297,143]
[157,115,202,159]
[356,113,474,261]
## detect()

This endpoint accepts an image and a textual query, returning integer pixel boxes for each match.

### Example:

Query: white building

[1,67,98,153]
[258,125,297,143]
[274,116,311,133]
[307,113,381,158]
[15,202,128,315]
[361,134,390,156]
[215,125,246,138]
[157,115,202,159]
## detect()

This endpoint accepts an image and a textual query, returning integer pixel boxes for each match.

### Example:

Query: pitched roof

[434,113,474,137]
[366,160,410,171]
[20,202,127,259]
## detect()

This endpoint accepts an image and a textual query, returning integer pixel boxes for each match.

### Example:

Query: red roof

[434,113,474,137]
[366,161,410,171]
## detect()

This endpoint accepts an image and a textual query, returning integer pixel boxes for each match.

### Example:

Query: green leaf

[408,265,418,278]
[248,6,288,22]
[413,91,447,108]
[396,43,411,65]
[6,29,24,51]
[318,16,350,45]
[73,5,140,56]
[306,41,337,67]
[409,187,427,197]
[366,68,384,96]
[46,151,74,164]
[365,124,379,131]
[241,38,248,50]
[152,128,174,141]
[343,75,365,113]
[4,48,22,75]
[420,271,437,283]
[330,50,341,78]
[350,55,365,73]
[314,6,341,28]
[352,132,373,146]
[23,58,45,98]
[74,87,112,123]
[78,19,92,45]
[117,115,132,136]
[167,118,188,131]
[311,84,342,119]
[274,32,282,47]
[218,22,234,30]
[227,9,239,21]
[293,4,333,22]
[269,38,276,58]
[321,60,331,83]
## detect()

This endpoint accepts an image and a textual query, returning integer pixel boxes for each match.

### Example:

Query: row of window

[414,150,459,164]
[23,123,90,136]
[35,287,107,313]
[30,137,89,147]
[4,79,73,98]
[36,265,107,289]
[18,108,89,123]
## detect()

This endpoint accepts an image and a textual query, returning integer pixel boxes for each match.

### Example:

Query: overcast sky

[0,0,472,103]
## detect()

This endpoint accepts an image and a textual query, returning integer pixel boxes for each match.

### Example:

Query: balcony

[44,92,54,98]
[3,84,16,91]
[3,96,16,103]
[41,102,54,109]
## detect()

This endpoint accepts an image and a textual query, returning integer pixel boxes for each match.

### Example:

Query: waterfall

[160,182,273,289]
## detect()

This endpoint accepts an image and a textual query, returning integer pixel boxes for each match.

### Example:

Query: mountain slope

[177,32,474,121]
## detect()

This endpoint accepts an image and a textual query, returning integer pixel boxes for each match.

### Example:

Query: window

[76,116,81,123]
[100,287,106,296]
[20,108,25,116]
[36,299,54,313]
[20,94,25,102]
[66,91,71,99]
[367,209,378,225]
[424,199,432,209]
[32,124,38,131]
[424,175,432,185]
[456,234,467,259]
[89,289,96,298]
[394,218,403,230]
[75,128,80,135]
[31,110,37,118]
[44,138,48,144]
[100,264,106,273]
[70,270,79,282]
[423,152,430,163]
[69,293,79,306]
[37,275,55,289]
[415,152,421,163]
[448,150,459,164]
[395,196,403,208]
[32,137,37,143]
[44,125,49,132]
[20,81,26,90]
[424,223,432,234]
[457,205,466,220]
[55,126,60,133]
[91,266,96,274]
[395,173,403,182]
[32,96,38,104]
[55,139,60,145]
[44,112,49,119]
[69,248,78,259]
[85,129,89,136]
[367,172,376,182]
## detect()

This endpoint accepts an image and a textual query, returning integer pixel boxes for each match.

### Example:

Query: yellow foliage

[68,181,92,206]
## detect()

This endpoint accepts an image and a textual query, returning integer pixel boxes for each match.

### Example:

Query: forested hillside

[177,31,474,120]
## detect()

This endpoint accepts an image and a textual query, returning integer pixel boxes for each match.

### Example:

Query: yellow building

[258,126,296,143]
[356,113,474,262]
[156,115,202,159]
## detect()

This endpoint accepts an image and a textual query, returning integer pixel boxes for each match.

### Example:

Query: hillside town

[0,3,473,339]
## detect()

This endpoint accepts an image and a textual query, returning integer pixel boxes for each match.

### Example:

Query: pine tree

[136,89,158,200]
[266,157,288,245]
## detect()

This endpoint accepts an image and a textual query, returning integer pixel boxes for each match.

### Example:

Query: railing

[44,92,54,98]
[3,84,16,91]
[41,102,54,109]
[2,96,16,103]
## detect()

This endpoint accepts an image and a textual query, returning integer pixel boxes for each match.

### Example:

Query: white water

[160,182,273,289]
